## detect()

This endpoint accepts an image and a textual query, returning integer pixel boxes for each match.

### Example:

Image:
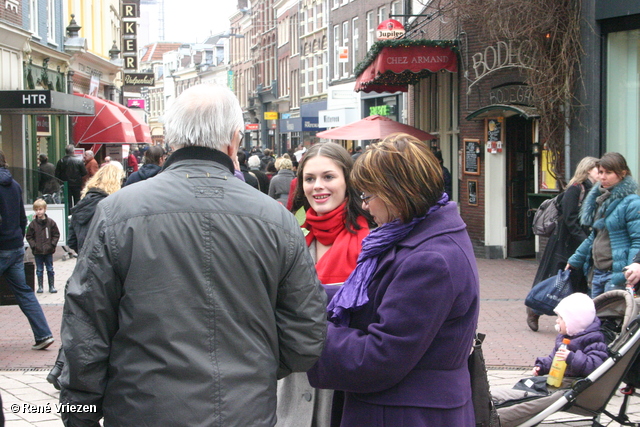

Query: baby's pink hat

[554,293,596,336]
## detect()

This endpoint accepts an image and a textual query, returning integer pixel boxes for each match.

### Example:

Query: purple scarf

[327,193,449,326]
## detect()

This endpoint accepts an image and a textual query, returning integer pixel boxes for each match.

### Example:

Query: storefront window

[607,30,640,176]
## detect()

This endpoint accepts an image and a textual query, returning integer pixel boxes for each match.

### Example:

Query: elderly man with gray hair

[59,84,326,426]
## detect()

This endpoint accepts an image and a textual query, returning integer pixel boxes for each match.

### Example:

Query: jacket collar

[396,202,467,249]
[162,146,235,174]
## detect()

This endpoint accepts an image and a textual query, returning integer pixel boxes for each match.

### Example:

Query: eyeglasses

[238,130,245,145]
[359,193,378,205]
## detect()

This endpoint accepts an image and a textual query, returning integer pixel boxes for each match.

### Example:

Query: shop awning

[0,90,95,115]
[105,100,152,144]
[354,39,458,93]
[72,94,136,145]
[466,104,540,121]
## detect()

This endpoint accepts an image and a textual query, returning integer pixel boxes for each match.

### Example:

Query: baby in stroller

[492,293,608,427]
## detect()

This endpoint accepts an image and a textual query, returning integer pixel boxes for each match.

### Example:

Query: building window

[607,29,640,176]
[333,0,339,10]
[366,11,374,50]
[47,0,56,42]
[29,0,38,35]
[352,17,359,73]
[333,24,340,79]
[323,50,328,92]
[300,9,307,35]
[342,21,349,77]
[391,1,401,18]
[378,6,387,24]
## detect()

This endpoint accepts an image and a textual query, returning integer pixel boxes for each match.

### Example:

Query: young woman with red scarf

[277,142,373,427]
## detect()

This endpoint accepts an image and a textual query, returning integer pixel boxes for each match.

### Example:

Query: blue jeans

[34,254,54,278]
[591,268,616,298]
[0,247,52,341]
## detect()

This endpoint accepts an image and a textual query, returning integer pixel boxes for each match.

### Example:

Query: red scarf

[303,202,370,284]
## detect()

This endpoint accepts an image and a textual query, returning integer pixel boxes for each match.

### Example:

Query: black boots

[47,357,64,390]
[37,276,43,293]
[48,273,57,293]
[526,307,540,332]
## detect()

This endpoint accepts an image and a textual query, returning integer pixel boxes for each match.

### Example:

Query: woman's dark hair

[266,161,277,173]
[597,152,632,179]
[352,133,444,223]
[144,145,165,166]
[0,150,6,168]
[291,142,374,232]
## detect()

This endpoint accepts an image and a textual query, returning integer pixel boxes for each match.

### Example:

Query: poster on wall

[463,138,481,175]
[486,118,503,153]
[467,180,478,206]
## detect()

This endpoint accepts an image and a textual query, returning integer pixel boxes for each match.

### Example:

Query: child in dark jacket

[25,199,60,293]
[493,293,608,427]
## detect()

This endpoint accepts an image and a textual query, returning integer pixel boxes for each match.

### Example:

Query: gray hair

[164,84,244,151]
[248,155,261,169]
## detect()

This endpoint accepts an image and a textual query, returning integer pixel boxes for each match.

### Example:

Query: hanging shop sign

[246,123,260,131]
[376,19,405,40]
[122,3,139,73]
[264,111,278,120]
[123,73,154,86]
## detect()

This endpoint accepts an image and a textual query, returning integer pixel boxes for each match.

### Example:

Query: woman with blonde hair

[527,156,599,331]
[269,157,295,205]
[307,133,479,426]
[67,162,125,252]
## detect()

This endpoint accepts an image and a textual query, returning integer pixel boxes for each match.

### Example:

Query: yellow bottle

[547,338,571,387]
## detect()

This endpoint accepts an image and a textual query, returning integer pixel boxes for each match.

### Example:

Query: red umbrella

[316,115,435,141]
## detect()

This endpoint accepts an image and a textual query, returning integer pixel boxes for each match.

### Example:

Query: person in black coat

[248,154,270,195]
[55,144,87,207]
[123,145,165,187]
[527,156,599,331]
[38,153,60,199]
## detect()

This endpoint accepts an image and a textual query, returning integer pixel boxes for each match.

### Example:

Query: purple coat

[535,317,608,377]
[307,202,480,426]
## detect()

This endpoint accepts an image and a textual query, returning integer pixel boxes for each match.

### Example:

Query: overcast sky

[163,0,238,43]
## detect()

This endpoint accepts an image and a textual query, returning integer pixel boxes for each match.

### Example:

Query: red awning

[355,43,458,93]
[72,94,137,145]
[105,100,152,144]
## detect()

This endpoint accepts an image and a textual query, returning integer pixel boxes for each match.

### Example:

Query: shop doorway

[506,116,535,257]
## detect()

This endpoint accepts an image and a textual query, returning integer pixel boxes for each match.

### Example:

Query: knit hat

[554,293,596,336]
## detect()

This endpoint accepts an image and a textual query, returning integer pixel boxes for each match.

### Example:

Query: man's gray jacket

[60,147,327,427]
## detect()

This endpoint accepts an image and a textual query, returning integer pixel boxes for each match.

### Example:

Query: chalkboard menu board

[463,138,481,175]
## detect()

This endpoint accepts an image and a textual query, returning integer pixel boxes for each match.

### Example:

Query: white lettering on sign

[22,94,47,105]
[468,40,535,93]
[411,55,450,64]
[5,0,18,12]
[386,56,408,65]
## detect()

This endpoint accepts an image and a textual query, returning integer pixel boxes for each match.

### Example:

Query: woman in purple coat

[307,133,480,426]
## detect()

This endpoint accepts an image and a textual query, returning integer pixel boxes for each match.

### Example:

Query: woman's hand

[624,263,640,287]
[564,263,574,271]
[532,366,541,376]
[554,347,570,362]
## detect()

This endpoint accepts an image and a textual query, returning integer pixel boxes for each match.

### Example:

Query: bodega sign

[377,19,405,40]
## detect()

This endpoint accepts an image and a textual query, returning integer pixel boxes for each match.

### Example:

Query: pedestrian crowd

[1,82,639,427]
